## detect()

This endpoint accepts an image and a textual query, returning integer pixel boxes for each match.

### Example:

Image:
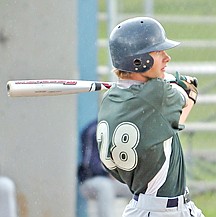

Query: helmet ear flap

[132,53,154,73]
[115,53,154,73]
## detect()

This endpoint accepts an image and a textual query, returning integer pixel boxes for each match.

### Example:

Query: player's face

[146,51,171,78]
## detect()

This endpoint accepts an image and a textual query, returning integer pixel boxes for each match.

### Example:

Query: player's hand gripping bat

[7,79,114,97]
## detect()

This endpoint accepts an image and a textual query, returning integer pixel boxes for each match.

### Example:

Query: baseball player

[96,17,205,217]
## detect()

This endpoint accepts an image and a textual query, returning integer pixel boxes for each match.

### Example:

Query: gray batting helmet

[109,17,180,73]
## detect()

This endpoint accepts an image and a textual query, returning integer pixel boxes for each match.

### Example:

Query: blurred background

[0,0,215,217]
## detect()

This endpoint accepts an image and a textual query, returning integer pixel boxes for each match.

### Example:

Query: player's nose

[163,51,171,62]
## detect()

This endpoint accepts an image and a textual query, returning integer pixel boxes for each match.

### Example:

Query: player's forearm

[164,72,197,124]
[179,98,194,124]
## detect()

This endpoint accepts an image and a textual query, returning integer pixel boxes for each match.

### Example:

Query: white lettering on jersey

[97,121,140,171]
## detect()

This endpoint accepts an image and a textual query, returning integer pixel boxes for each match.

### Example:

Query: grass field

[98,0,216,62]
[99,0,216,15]
[192,192,216,216]
[98,1,216,216]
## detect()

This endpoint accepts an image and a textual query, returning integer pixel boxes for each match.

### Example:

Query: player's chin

[160,68,167,78]
[153,70,165,79]
[159,71,165,79]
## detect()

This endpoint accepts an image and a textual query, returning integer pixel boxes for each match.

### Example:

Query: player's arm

[164,72,198,124]
[168,83,195,124]
[175,71,198,124]
[179,98,194,124]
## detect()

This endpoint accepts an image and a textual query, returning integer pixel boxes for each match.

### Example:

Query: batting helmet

[109,17,180,73]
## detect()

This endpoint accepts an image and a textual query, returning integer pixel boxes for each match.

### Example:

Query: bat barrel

[7,80,114,97]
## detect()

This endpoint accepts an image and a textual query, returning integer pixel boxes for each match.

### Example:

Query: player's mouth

[161,65,167,72]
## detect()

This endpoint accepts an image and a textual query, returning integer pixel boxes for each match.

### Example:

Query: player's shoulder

[149,78,174,93]
[145,78,169,94]
[140,78,174,104]
[148,77,169,86]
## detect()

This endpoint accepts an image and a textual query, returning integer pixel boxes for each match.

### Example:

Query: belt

[133,194,187,208]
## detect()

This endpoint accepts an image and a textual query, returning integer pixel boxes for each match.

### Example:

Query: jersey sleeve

[161,81,186,130]
[142,79,186,130]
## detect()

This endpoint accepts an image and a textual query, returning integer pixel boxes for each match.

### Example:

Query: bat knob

[6,83,11,96]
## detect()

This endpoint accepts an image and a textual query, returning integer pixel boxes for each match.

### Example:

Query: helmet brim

[146,39,180,53]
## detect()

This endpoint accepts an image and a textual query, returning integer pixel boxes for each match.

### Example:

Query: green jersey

[97,78,187,197]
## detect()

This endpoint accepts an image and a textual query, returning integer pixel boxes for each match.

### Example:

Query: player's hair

[113,68,133,79]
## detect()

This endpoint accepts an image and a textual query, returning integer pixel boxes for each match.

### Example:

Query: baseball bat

[7,79,114,97]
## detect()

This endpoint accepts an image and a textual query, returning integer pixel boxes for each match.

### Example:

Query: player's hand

[177,72,198,88]
[164,72,198,87]
[175,71,198,104]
